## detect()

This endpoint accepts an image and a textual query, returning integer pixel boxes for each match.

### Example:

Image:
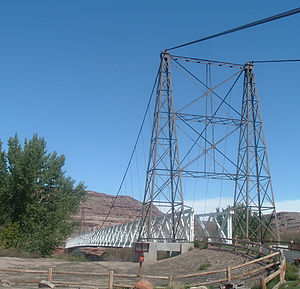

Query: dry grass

[0,247,38,258]
[280,230,300,243]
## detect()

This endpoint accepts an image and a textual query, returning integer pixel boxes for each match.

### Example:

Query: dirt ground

[0,248,267,289]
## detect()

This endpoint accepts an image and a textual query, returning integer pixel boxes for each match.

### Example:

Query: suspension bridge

[66,8,300,257]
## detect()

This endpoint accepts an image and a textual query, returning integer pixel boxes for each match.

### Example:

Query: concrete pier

[133,242,194,262]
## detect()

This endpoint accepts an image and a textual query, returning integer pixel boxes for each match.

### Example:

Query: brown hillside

[276,211,300,232]
[76,191,161,233]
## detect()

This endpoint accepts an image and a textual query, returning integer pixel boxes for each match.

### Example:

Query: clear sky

[0,1,299,212]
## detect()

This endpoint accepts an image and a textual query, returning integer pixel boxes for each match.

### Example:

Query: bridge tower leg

[233,62,279,242]
[138,50,188,242]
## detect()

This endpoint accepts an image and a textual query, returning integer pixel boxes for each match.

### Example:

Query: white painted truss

[65,209,194,249]
[194,210,234,244]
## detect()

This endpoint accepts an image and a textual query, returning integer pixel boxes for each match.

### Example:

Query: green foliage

[285,261,299,281]
[286,261,299,274]
[198,260,211,270]
[0,220,21,248]
[252,261,300,289]
[286,272,299,281]
[0,134,86,256]
[251,277,280,289]
[194,241,207,249]
[267,276,280,289]
[279,280,300,289]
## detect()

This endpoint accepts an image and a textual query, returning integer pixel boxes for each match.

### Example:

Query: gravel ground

[0,248,271,289]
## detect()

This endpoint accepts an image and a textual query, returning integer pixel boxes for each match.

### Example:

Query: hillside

[276,211,300,232]
[75,191,161,233]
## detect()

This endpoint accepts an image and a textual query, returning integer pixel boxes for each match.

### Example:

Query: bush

[194,241,207,249]
[285,271,299,281]
[285,261,299,281]
[199,260,212,270]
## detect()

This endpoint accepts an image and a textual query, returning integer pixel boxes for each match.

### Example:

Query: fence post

[247,242,251,255]
[233,239,238,252]
[47,267,53,283]
[283,257,286,281]
[290,240,294,250]
[108,271,114,289]
[279,265,284,285]
[168,275,174,287]
[269,245,273,255]
[258,242,262,255]
[279,250,286,284]
[260,276,266,289]
[226,266,231,282]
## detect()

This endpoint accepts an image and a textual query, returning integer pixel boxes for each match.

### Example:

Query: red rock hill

[75,191,161,233]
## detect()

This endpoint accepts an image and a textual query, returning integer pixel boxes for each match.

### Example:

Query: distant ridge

[276,211,300,232]
[75,191,161,233]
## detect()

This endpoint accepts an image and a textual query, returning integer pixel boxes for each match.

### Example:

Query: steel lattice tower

[138,51,187,242]
[233,63,279,241]
[139,51,279,242]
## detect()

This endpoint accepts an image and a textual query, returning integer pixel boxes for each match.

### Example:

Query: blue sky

[0,1,299,212]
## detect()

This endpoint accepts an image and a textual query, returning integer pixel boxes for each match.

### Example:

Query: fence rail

[195,235,300,251]
[0,239,287,288]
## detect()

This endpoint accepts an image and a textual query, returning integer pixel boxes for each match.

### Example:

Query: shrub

[194,241,207,249]
[199,260,212,270]
[285,261,299,281]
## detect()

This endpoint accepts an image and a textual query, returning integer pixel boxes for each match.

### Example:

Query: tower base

[133,242,194,262]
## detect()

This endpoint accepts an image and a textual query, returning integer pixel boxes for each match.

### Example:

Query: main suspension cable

[252,59,300,63]
[98,67,160,230]
[167,7,300,51]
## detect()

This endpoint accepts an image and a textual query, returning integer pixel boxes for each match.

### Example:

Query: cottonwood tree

[0,134,86,255]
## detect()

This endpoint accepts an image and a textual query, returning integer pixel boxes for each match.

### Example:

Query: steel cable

[167,7,300,51]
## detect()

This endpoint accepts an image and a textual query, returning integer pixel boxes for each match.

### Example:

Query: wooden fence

[196,235,300,252]
[203,236,278,256]
[0,240,287,288]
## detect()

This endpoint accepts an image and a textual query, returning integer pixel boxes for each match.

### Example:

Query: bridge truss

[66,209,194,249]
